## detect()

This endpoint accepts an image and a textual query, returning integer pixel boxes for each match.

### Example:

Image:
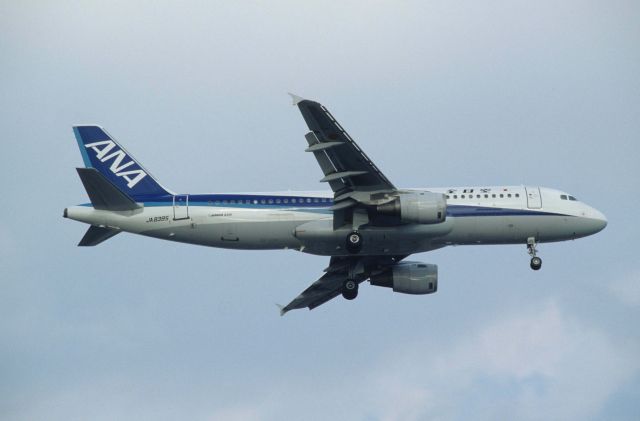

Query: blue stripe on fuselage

[78,193,570,217]
[129,193,334,208]
[446,205,567,218]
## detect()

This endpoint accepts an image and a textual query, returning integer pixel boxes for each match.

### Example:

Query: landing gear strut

[527,237,542,271]
[346,231,362,254]
[342,279,359,300]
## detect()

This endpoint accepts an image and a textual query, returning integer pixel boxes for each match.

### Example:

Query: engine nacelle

[377,191,447,224]
[370,262,438,295]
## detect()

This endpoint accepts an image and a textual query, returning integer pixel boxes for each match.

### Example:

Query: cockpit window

[560,195,567,200]
[569,196,577,201]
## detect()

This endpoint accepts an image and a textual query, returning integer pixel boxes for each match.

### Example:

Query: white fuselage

[65,186,607,256]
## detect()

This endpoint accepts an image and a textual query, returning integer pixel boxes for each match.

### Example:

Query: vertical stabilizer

[73,126,171,197]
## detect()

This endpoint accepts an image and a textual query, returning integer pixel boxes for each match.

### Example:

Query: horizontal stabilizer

[77,167,141,211]
[78,225,120,246]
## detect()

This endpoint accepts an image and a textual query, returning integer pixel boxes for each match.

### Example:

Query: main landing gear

[346,231,363,254]
[527,237,542,271]
[342,279,359,300]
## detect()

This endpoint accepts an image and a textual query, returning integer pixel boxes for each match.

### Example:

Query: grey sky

[1,1,639,420]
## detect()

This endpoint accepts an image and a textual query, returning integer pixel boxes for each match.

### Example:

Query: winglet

[288,93,306,106]
[276,303,288,317]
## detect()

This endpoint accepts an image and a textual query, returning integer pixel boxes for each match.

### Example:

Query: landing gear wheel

[342,279,359,300]
[346,231,362,254]
[527,237,542,271]
[530,256,542,271]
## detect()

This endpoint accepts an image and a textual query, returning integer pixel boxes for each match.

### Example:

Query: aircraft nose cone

[590,208,607,233]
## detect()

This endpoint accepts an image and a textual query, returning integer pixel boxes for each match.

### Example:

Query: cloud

[353,301,639,421]
[1,1,638,420]
[275,302,639,421]
[609,270,640,306]
[198,301,639,421]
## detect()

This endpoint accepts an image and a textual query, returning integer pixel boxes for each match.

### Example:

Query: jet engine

[370,262,438,295]
[377,191,446,224]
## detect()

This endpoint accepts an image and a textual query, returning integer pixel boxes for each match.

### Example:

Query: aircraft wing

[280,255,406,315]
[291,95,397,216]
[279,271,347,315]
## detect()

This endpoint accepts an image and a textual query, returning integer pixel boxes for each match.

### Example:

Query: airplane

[64,94,608,315]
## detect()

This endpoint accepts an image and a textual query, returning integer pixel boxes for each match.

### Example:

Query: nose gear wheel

[527,237,542,270]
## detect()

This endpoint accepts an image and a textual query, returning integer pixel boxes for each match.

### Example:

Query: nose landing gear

[527,237,542,270]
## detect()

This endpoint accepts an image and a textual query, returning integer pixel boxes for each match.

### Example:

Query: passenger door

[525,187,542,209]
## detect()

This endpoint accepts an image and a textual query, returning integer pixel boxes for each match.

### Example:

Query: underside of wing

[292,95,401,229]
[294,96,396,197]
[279,271,348,315]
[280,255,407,315]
